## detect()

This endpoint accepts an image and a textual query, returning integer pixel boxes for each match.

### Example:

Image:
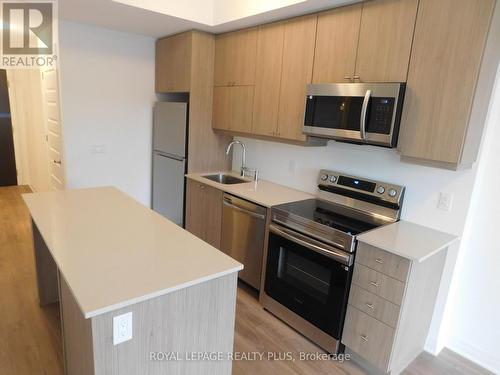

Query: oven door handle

[360,89,371,140]
[269,224,352,266]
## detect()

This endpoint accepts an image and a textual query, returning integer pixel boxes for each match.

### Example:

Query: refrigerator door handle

[154,151,185,161]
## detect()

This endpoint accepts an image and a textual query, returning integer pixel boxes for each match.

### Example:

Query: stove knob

[321,174,329,181]
[388,188,398,197]
[330,176,337,183]
[376,186,386,194]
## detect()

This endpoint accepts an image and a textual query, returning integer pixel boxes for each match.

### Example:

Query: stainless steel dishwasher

[221,193,267,290]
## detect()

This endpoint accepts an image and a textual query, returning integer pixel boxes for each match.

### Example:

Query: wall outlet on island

[437,192,454,211]
[91,144,106,154]
[113,312,133,345]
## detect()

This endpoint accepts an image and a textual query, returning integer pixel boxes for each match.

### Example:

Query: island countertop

[23,187,243,319]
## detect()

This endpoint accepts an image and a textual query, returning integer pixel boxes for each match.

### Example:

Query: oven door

[264,224,353,340]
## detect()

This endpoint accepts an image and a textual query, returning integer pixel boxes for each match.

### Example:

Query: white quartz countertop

[23,187,243,319]
[357,221,458,263]
[186,172,314,207]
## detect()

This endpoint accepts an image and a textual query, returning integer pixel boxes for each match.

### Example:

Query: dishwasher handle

[223,197,266,220]
[269,224,352,266]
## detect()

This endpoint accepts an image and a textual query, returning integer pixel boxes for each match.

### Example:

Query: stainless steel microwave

[303,83,406,148]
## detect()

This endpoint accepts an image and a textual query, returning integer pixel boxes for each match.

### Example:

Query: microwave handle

[360,90,371,140]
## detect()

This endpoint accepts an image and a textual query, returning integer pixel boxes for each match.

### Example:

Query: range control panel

[317,169,405,205]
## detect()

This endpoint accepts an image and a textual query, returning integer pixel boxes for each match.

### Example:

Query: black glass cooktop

[274,199,377,236]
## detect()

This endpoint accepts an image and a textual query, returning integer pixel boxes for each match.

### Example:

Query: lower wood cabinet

[185,179,223,249]
[343,242,447,374]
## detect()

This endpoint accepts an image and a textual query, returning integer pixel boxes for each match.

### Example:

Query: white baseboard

[447,336,500,374]
[424,334,443,356]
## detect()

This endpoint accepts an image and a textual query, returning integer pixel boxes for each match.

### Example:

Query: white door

[41,68,65,190]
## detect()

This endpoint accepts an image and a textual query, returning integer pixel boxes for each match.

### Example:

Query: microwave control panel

[367,97,395,134]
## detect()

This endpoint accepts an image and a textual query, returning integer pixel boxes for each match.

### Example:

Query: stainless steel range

[262,169,405,354]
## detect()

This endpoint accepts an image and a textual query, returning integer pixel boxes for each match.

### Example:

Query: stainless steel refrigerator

[152,101,188,226]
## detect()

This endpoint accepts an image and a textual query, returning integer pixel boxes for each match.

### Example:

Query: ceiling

[59,0,360,38]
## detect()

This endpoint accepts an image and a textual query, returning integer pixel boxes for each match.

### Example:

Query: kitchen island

[23,187,243,375]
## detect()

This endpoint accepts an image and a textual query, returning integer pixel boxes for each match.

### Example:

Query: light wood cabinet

[251,22,285,137]
[276,14,317,141]
[343,242,447,374]
[355,0,418,82]
[313,4,362,83]
[155,33,192,92]
[313,0,417,83]
[214,28,258,86]
[398,0,495,168]
[212,86,254,133]
[185,179,223,249]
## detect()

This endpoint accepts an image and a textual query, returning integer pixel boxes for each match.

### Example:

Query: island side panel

[59,274,95,375]
[91,272,238,375]
[32,219,59,305]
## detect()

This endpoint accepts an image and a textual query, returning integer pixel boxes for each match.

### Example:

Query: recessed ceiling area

[60,0,360,38]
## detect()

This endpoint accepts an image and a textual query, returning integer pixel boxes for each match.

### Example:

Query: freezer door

[153,102,188,158]
[152,153,186,226]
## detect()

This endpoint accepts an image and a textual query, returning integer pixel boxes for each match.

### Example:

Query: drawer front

[356,242,411,282]
[348,285,400,328]
[353,263,405,305]
[342,305,395,371]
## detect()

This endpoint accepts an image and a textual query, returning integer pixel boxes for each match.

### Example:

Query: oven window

[277,247,331,304]
[306,96,364,130]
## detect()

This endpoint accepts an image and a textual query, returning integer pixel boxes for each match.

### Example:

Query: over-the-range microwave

[303,83,406,148]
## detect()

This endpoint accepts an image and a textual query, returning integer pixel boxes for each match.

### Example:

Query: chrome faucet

[226,140,259,181]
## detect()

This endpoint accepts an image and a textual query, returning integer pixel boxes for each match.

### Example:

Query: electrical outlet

[113,312,132,345]
[437,192,454,211]
[288,160,297,175]
[91,145,106,154]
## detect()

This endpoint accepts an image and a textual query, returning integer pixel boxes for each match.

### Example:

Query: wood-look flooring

[0,185,493,375]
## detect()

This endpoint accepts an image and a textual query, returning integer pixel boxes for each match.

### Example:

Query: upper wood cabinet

[251,22,285,137]
[313,4,362,83]
[212,86,254,133]
[398,0,495,168]
[355,0,418,82]
[214,28,258,86]
[277,15,317,141]
[155,33,192,92]
[313,0,418,83]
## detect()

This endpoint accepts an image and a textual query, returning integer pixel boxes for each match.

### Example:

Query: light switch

[113,312,133,345]
[437,192,453,211]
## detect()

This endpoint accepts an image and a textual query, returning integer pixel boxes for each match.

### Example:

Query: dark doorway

[0,69,17,186]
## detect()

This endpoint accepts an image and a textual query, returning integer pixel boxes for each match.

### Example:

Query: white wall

[59,21,156,206]
[444,67,500,373]
[232,67,500,359]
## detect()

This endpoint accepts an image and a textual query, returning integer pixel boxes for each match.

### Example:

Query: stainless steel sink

[203,173,247,185]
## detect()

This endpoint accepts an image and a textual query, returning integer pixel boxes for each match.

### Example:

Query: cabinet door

[214,28,258,86]
[398,0,494,165]
[213,86,254,133]
[155,32,192,92]
[355,0,418,82]
[252,22,285,137]
[277,14,317,141]
[313,4,362,83]
[185,180,223,249]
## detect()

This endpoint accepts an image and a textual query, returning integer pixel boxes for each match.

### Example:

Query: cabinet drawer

[348,285,400,328]
[357,242,410,282]
[342,305,394,372]
[353,264,405,305]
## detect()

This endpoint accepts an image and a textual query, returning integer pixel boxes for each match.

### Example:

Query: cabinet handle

[353,75,361,82]
[360,335,368,342]
[370,281,380,287]
[375,258,384,264]
[365,303,374,309]
[344,76,353,82]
